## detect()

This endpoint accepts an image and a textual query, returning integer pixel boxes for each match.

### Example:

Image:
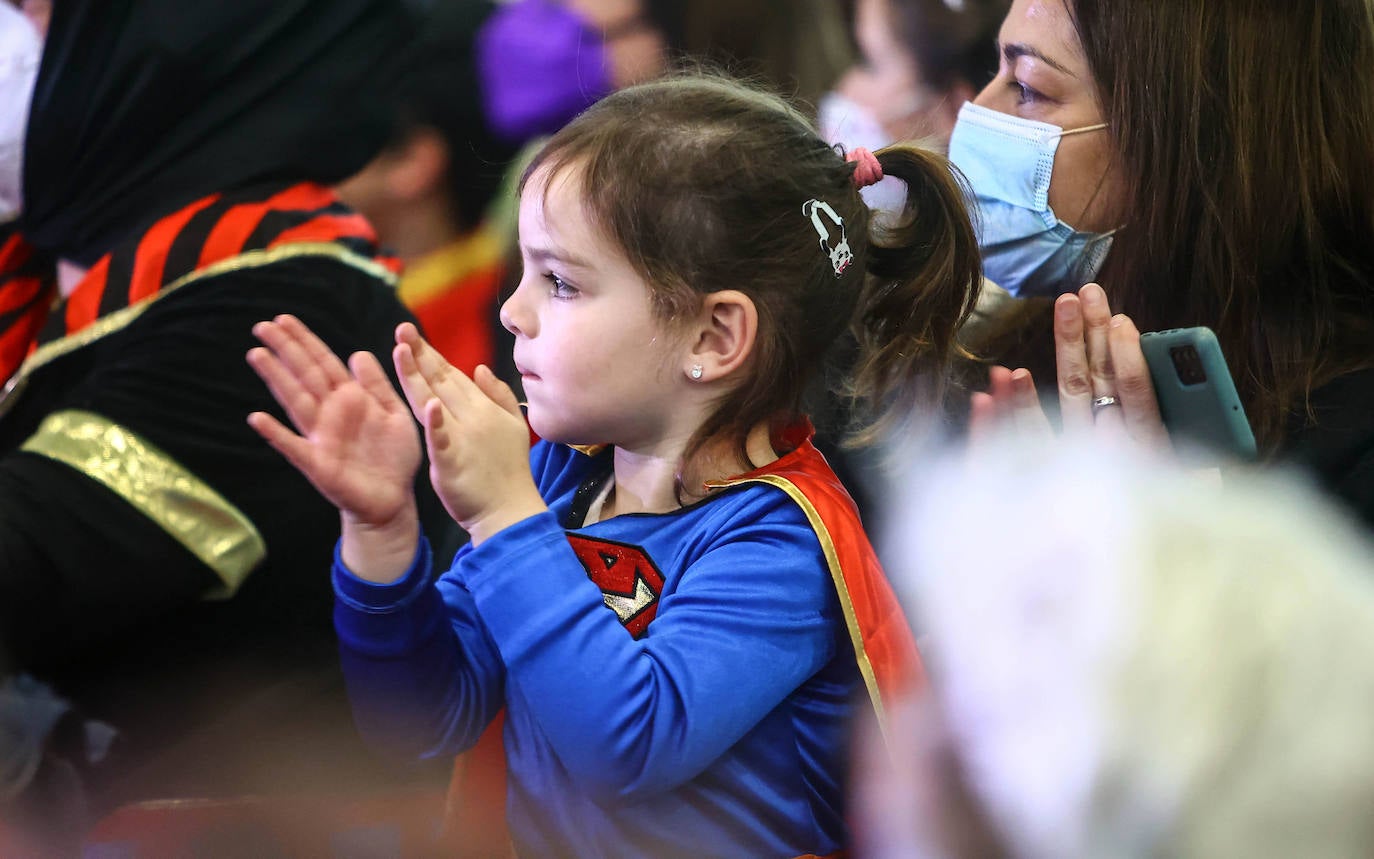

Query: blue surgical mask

[948,102,1115,297]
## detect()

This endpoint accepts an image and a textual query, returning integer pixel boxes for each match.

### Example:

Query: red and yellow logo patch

[565,535,665,639]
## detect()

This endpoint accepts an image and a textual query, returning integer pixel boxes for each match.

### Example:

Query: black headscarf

[19,0,418,265]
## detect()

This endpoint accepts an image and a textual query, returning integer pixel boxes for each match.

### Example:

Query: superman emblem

[565,534,665,638]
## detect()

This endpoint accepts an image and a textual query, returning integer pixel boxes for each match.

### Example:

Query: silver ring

[1092,395,1120,413]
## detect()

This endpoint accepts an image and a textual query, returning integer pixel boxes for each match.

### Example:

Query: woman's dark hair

[1069,0,1374,451]
[522,73,982,468]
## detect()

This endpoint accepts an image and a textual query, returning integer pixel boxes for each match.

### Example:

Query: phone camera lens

[1169,345,1208,385]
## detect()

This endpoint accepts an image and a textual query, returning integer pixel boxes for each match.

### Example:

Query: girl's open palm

[246,314,421,527]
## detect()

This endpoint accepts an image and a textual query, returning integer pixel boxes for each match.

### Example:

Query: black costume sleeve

[0,256,441,671]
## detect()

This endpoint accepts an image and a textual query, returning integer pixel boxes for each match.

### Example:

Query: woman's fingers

[1008,368,1055,439]
[1053,294,1094,432]
[1109,314,1171,450]
[968,391,999,447]
[974,366,1055,445]
[987,365,1017,408]
[1077,283,1127,437]
[1078,283,1116,398]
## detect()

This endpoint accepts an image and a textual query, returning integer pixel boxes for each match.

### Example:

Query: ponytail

[847,145,983,444]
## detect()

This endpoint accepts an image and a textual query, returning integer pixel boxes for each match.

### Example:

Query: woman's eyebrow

[1002,41,1076,77]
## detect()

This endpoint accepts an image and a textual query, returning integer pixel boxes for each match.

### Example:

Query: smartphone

[1139,326,1257,462]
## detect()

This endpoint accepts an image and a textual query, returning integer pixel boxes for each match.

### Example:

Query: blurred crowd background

[4,0,1374,856]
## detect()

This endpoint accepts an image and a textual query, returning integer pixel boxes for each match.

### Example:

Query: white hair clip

[802,199,852,277]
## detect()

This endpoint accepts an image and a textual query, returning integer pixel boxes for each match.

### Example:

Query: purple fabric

[475,0,613,144]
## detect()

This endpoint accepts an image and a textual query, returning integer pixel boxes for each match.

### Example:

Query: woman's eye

[544,273,578,299]
[1012,81,1041,105]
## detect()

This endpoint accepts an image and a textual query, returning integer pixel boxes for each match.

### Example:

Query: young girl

[246,74,981,857]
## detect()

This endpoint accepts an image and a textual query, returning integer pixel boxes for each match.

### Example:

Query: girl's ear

[685,290,758,383]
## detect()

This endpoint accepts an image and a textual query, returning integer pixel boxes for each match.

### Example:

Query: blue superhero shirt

[333,440,859,858]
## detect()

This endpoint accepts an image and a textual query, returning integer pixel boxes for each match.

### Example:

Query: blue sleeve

[456,499,838,802]
[328,441,571,760]
[332,536,506,760]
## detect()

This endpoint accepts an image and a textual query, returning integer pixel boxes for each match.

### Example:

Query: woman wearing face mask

[952,0,1374,528]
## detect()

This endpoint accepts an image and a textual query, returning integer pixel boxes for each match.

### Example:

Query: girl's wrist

[464,488,548,547]
[339,504,421,584]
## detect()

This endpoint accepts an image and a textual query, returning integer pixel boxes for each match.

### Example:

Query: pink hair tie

[846,147,884,189]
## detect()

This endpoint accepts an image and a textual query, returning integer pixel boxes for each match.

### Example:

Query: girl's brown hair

[1069,0,1374,452]
[522,73,982,464]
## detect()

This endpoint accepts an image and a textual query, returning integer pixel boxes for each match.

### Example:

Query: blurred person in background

[565,0,671,89]
[335,0,523,379]
[822,0,1006,214]
[855,435,1374,858]
[665,0,853,111]
[821,0,1007,162]
[0,0,458,845]
[339,0,673,386]
[3,0,47,36]
[0,0,37,228]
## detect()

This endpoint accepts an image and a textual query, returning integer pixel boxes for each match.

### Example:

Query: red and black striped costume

[0,183,455,805]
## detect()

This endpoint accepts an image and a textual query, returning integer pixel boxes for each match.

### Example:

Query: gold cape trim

[4,243,398,410]
[21,410,266,598]
[711,473,888,739]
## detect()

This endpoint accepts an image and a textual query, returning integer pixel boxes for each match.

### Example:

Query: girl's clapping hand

[246,314,422,529]
[392,323,547,545]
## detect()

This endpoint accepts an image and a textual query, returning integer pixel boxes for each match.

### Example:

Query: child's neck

[603,423,779,519]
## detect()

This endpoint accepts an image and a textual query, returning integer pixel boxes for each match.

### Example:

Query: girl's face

[971,0,1126,233]
[503,165,693,452]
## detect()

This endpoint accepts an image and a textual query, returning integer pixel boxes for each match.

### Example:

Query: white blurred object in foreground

[868,436,1374,858]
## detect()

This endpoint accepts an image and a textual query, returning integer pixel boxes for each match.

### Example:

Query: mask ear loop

[1055,122,1125,236]
[1053,122,1125,284]
[802,199,853,277]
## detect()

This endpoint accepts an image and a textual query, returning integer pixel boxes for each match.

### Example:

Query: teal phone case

[1139,327,1258,461]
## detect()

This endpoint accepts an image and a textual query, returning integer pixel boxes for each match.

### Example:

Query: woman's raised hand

[970,283,1171,452]
[392,323,546,545]
[247,315,422,581]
